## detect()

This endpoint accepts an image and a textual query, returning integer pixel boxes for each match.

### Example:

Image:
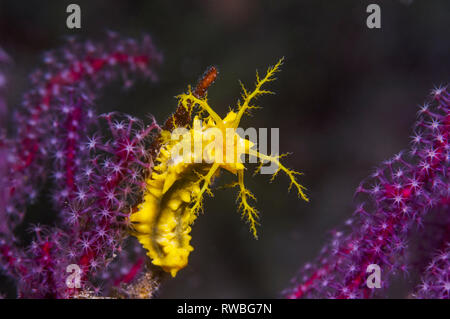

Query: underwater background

[0,0,449,298]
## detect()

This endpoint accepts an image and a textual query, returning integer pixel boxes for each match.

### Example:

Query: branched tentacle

[249,150,309,202]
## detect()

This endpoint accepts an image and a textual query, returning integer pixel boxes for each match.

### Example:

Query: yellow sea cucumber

[130,59,308,277]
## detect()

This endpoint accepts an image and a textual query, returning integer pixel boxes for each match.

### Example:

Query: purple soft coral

[286,86,449,299]
[0,33,162,298]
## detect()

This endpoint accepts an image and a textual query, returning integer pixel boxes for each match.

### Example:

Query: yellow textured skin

[130,59,308,277]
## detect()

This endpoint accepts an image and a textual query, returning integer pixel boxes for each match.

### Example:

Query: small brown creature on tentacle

[149,66,218,157]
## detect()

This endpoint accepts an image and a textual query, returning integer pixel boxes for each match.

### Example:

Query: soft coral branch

[286,86,449,299]
[0,33,162,298]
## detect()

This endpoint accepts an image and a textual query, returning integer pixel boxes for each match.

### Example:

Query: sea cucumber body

[130,140,203,277]
[130,113,252,276]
